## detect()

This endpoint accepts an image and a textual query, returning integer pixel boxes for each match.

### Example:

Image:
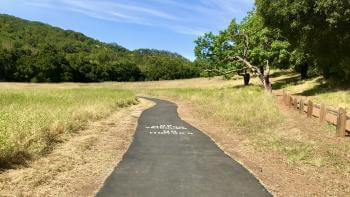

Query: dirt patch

[0,99,154,197]
[167,97,350,197]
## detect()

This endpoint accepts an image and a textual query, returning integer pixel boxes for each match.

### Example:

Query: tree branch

[227,55,261,74]
[205,67,245,76]
[243,33,249,58]
[264,59,270,77]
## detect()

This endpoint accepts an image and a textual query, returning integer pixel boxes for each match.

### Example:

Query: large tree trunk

[262,75,272,92]
[259,66,264,76]
[258,74,272,92]
[231,56,272,93]
[258,61,272,92]
[243,72,250,86]
[300,63,309,80]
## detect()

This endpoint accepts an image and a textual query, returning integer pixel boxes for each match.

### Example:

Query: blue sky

[0,0,254,60]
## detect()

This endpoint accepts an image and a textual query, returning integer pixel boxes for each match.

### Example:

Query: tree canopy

[195,1,350,87]
[256,0,350,82]
[194,11,292,90]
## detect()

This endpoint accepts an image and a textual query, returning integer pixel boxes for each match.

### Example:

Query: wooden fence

[281,90,350,137]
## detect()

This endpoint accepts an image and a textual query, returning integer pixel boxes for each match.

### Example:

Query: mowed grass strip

[0,88,137,167]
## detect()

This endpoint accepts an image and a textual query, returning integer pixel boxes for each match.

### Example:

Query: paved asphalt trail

[96,97,272,197]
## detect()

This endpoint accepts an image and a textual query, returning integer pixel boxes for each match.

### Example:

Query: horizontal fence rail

[279,90,349,137]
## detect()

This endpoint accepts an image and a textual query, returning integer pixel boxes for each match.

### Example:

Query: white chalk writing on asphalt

[145,125,194,135]
[145,125,187,130]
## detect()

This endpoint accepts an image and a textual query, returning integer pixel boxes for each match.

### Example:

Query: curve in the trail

[96,97,272,197]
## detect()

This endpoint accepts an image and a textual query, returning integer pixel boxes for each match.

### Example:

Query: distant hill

[0,14,200,82]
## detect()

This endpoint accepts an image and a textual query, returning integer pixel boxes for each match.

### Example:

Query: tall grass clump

[149,86,283,133]
[0,88,136,167]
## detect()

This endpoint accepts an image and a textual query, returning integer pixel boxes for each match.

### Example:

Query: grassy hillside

[0,14,200,82]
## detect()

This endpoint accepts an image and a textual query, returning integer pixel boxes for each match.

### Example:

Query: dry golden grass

[269,71,350,110]
[0,98,154,197]
[147,86,282,131]
[0,85,137,167]
[110,76,252,90]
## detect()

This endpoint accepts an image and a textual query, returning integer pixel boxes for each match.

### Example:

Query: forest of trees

[0,14,201,82]
[194,0,350,90]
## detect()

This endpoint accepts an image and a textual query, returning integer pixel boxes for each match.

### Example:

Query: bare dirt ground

[0,99,154,197]
[168,97,350,197]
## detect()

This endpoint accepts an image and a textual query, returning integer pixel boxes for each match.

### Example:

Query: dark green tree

[256,0,350,82]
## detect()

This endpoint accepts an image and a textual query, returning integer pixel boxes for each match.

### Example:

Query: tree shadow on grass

[0,154,30,171]
[270,70,296,78]
[228,84,263,91]
[233,70,349,97]
[294,82,350,97]
[272,75,301,90]
[230,84,251,89]
[272,73,349,97]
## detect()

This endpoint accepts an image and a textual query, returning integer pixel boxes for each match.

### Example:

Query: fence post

[289,95,293,108]
[319,104,326,123]
[307,100,313,118]
[293,98,298,110]
[285,92,288,105]
[299,99,304,114]
[336,108,347,137]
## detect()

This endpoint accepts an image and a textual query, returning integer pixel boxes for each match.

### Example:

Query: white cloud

[60,0,178,21]
[169,25,206,36]
[23,0,253,36]
[109,2,178,20]
[202,0,253,14]
[111,12,136,20]
[24,0,56,8]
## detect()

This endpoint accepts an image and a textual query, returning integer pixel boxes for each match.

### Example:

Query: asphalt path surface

[96,97,272,197]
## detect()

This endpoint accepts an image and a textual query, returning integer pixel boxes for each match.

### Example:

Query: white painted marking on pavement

[145,125,194,136]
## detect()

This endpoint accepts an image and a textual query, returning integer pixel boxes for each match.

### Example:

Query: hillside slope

[0,14,200,82]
